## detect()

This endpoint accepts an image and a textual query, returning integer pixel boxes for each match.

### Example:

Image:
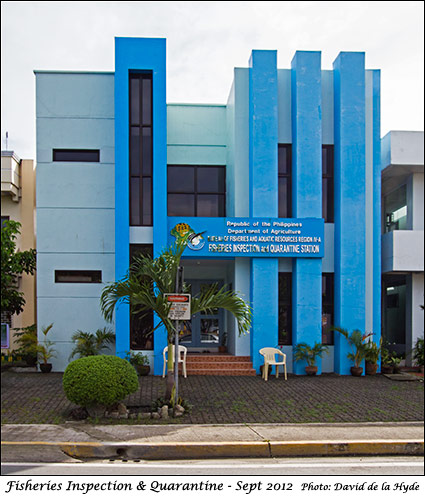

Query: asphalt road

[2,457,424,476]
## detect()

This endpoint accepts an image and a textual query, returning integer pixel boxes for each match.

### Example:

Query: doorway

[179,280,224,349]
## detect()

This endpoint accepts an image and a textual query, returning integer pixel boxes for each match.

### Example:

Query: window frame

[322,145,334,223]
[129,72,153,227]
[167,165,226,217]
[278,144,292,219]
[322,273,334,345]
[278,272,292,346]
[54,270,102,284]
[52,149,100,163]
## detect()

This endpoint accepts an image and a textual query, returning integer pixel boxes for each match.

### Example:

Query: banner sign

[168,217,324,258]
[165,294,191,320]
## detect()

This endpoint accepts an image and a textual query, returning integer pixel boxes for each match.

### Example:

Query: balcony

[382,230,424,273]
[1,151,21,202]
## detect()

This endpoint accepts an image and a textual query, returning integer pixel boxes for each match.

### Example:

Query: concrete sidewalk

[2,422,424,462]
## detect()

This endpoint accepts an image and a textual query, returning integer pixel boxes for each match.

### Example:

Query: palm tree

[69,328,115,359]
[100,237,252,400]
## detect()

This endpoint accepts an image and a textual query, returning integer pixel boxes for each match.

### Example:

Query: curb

[2,440,423,460]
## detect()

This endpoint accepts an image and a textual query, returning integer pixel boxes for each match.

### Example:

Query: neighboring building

[1,150,36,350]
[35,37,383,374]
[381,131,424,364]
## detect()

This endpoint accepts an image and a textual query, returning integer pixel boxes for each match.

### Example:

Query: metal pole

[174,266,184,409]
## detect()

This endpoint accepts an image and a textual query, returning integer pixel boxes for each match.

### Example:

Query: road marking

[2,461,424,469]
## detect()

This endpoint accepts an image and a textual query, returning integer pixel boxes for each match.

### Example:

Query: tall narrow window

[322,145,334,222]
[384,184,407,233]
[278,273,292,345]
[322,273,334,345]
[129,244,154,350]
[278,145,292,218]
[130,73,153,226]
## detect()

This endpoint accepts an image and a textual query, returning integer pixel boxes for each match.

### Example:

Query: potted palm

[37,324,56,373]
[333,327,372,376]
[127,351,150,376]
[365,338,382,375]
[218,332,227,353]
[293,342,329,375]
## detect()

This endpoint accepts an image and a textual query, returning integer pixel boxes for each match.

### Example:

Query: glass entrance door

[179,280,224,348]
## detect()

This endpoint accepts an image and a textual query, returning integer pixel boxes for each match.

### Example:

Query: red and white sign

[165,293,191,320]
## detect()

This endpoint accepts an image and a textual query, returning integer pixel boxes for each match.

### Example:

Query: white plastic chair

[162,345,187,378]
[259,347,287,381]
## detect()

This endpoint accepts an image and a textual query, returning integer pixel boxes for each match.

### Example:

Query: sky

[1,1,424,159]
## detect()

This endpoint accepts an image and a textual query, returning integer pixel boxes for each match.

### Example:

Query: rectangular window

[278,273,292,345]
[130,244,154,350]
[55,270,102,283]
[167,165,226,217]
[130,72,153,226]
[278,145,292,218]
[53,149,100,162]
[322,273,334,345]
[1,216,10,229]
[384,184,407,233]
[322,145,334,222]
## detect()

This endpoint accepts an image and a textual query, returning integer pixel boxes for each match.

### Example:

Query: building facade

[381,131,424,364]
[35,37,385,374]
[1,150,37,350]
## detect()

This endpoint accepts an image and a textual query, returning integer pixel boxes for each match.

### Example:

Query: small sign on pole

[165,294,191,321]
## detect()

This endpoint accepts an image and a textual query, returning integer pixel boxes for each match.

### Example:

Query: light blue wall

[333,52,366,374]
[35,71,115,372]
[115,37,168,374]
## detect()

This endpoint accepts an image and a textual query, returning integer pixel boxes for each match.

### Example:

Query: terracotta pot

[305,366,318,376]
[381,364,394,374]
[365,362,378,375]
[218,346,227,353]
[39,363,52,373]
[135,365,150,376]
[350,366,363,377]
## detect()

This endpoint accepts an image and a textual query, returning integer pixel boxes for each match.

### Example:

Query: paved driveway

[1,371,423,424]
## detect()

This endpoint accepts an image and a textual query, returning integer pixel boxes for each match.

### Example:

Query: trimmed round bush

[63,355,139,407]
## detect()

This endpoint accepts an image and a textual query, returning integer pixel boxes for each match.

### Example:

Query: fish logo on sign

[171,223,206,251]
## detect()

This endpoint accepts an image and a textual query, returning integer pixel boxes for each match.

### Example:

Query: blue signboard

[167,217,324,258]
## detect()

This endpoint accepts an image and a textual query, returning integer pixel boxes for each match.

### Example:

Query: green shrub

[63,355,139,408]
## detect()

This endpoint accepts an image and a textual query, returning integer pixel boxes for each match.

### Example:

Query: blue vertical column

[114,38,167,373]
[291,52,323,375]
[248,50,278,372]
[372,70,381,371]
[333,52,366,374]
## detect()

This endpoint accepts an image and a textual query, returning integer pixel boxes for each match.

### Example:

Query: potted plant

[413,336,424,373]
[365,338,382,375]
[218,332,227,353]
[293,342,329,375]
[127,351,150,376]
[14,324,38,366]
[37,324,56,373]
[69,327,115,359]
[333,327,372,376]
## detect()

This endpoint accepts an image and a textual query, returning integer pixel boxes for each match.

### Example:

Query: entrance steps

[183,354,257,376]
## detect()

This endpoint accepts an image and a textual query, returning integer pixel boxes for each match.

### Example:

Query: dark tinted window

[130,245,154,350]
[278,145,292,218]
[322,273,334,344]
[53,149,100,162]
[279,273,292,345]
[55,270,102,283]
[322,145,334,222]
[130,72,153,226]
[167,165,226,217]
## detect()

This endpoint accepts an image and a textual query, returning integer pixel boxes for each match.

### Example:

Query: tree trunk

[165,342,175,400]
